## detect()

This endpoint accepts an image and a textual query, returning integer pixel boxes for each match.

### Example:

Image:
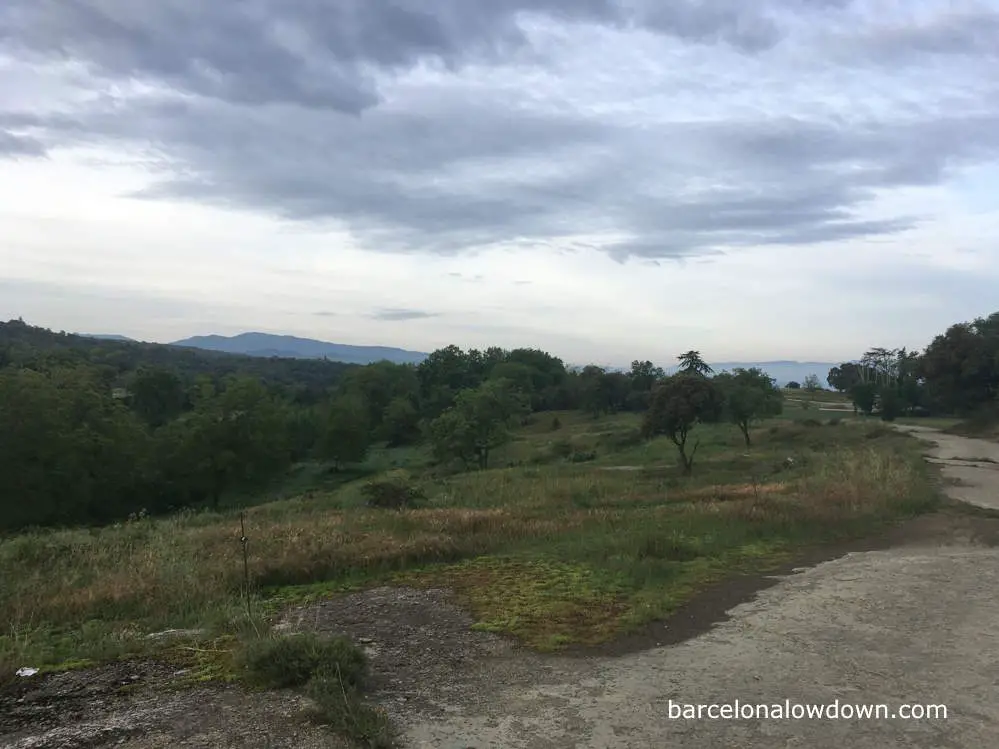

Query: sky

[1,0,998,367]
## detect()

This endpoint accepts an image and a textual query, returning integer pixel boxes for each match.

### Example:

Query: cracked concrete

[398,426,999,748]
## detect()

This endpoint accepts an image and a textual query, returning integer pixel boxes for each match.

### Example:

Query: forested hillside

[2,310,997,533]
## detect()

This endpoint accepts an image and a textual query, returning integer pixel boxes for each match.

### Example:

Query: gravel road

[397,425,999,748]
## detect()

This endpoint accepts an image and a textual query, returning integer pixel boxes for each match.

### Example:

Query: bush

[549,439,574,459]
[550,416,562,431]
[237,633,367,690]
[570,450,597,463]
[307,665,395,748]
[801,418,822,427]
[361,476,426,509]
[826,417,842,426]
[238,634,393,747]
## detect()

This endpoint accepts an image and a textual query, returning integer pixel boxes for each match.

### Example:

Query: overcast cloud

[1,0,998,365]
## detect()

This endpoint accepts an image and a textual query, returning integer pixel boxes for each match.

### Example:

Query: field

[0,404,941,689]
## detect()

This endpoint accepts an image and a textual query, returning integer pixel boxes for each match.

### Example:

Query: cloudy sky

[2,0,998,366]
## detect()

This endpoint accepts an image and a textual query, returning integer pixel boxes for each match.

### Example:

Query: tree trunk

[740,422,751,446]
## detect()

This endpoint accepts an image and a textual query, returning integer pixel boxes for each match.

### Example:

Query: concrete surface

[401,426,999,748]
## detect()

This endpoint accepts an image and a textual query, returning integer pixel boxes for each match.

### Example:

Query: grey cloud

[9,91,998,260]
[838,6,999,63]
[369,308,439,321]
[0,0,840,120]
[0,129,46,158]
[638,1,781,53]
[0,0,624,114]
[314,311,338,317]
[3,1,998,262]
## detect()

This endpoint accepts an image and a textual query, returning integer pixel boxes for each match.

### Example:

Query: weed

[236,633,393,746]
[549,438,573,460]
[237,632,366,690]
[306,664,395,748]
[361,474,426,510]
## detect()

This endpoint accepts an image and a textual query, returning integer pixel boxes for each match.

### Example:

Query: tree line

[825,311,999,420]
[2,310,995,532]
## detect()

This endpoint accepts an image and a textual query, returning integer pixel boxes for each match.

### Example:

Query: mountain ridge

[79,331,835,384]
[169,332,428,366]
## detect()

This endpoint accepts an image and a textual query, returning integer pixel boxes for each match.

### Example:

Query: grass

[238,633,393,748]
[0,405,943,739]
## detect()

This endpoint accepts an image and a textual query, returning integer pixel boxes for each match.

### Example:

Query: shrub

[826,417,842,426]
[801,418,822,427]
[307,665,395,748]
[238,634,393,747]
[570,450,597,463]
[361,476,426,509]
[549,439,574,459]
[550,416,562,431]
[237,633,367,690]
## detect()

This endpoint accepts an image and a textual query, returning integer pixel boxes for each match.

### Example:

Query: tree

[317,394,371,471]
[827,363,862,393]
[342,361,419,437]
[803,374,821,392]
[129,366,187,428]
[786,381,801,390]
[677,351,713,378]
[382,396,421,446]
[642,375,723,475]
[920,314,999,415]
[428,379,528,470]
[163,376,294,509]
[878,387,901,422]
[0,365,152,529]
[714,368,783,446]
[849,382,877,416]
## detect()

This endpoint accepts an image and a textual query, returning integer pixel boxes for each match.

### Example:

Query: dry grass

[0,414,940,669]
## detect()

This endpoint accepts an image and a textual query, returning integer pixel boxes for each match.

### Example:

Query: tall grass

[0,416,939,668]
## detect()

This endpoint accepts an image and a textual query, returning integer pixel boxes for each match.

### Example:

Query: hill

[1,320,356,403]
[170,332,428,365]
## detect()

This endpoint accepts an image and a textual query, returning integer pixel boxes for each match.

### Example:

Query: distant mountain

[78,333,137,342]
[170,332,428,366]
[578,360,836,386]
[684,361,835,386]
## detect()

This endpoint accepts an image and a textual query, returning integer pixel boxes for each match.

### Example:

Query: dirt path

[894,424,999,510]
[391,426,999,747]
[6,427,999,748]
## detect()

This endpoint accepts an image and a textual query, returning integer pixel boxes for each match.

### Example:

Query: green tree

[129,366,187,427]
[714,368,783,446]
[642,375,723,475]
[827,363,862,393]
[878,387,901,422]
[317,394,371,471]
[382,396,421,446]
[341,361,419,437]
[428,379,528,470]
[161,376,293,509]
[803,374,821,392]
[0,365,152,529]
[677,351,714,378]
[849,382,877,416]
[919,314,999,415]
